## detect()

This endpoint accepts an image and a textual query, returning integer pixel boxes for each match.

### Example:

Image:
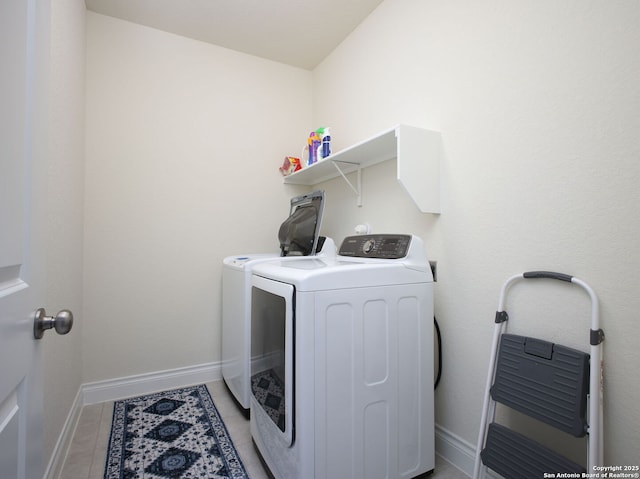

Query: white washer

[221,238,335,411]
[222,190,330,411]
[249,234,435,479]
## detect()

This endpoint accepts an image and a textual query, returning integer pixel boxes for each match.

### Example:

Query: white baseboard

[43,388,83,479]
[435,423,477,477]
[82,361,222,405]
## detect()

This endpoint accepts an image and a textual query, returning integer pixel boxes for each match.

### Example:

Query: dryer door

[250,275,295,446]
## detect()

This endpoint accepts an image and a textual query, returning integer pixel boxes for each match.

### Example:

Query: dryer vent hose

[434,317,442,390]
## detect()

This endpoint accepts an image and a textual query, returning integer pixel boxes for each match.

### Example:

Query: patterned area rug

[104,384,248,479]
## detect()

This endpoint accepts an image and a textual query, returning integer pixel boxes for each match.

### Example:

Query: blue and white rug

[104,384,249,479]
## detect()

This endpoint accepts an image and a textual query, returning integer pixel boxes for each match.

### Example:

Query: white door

[1,0,51,477]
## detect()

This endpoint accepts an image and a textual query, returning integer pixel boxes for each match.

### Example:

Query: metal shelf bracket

[331,160,362,207]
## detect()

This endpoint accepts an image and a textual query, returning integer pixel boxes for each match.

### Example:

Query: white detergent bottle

[321,127,331,158]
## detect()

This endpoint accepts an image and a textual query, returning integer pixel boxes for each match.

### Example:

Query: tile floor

[59,380,469,479]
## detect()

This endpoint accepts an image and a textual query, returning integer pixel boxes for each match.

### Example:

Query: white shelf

[283,124,441,213]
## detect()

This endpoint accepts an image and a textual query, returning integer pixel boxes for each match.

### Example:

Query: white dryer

[249,234,435,479]
[222,190,332,411]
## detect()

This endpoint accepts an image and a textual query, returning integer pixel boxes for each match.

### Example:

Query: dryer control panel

[339,234,412,259]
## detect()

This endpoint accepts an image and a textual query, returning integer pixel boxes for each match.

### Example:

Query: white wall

[312,0,640,467]
[71,0,640,471]
[83,13,312,383]
[43,0,85,469]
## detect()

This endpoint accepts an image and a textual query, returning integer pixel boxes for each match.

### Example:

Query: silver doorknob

[33,308,74,339]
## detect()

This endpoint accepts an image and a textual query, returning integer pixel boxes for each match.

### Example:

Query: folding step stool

[473,272,604,479]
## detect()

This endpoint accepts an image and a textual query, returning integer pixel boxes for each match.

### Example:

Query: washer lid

[223,253,280,270]
[278,190,325,257]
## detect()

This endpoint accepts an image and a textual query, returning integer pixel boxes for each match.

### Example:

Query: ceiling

[85,0,384,70]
